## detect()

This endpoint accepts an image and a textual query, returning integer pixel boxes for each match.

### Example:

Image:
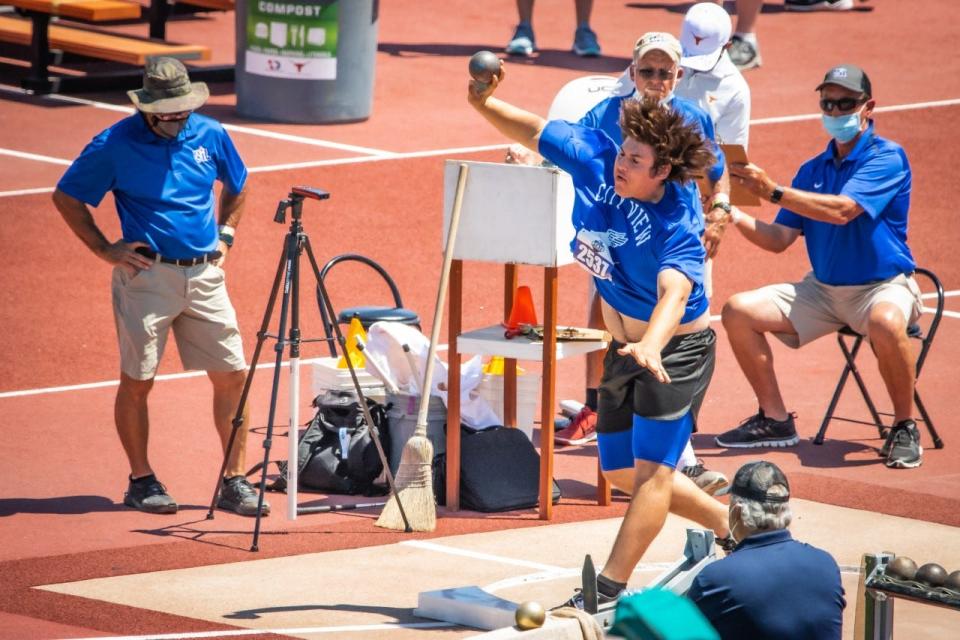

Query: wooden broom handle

[415,163,469,435]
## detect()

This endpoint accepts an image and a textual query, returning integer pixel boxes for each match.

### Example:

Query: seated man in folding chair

[715,64,925,469]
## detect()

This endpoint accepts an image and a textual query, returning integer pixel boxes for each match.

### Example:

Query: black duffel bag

[433,425,561,512]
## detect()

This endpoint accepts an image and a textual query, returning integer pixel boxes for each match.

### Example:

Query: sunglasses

[819,97,864,113]
[635,67,675,81]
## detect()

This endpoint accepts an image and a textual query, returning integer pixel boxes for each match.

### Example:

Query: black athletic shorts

[596,328,716,434]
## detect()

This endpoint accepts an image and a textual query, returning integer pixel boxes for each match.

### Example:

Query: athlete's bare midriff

[600,299,710,344]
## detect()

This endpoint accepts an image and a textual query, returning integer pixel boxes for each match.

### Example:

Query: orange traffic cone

[337,316,367,369]
[505,285,538,330]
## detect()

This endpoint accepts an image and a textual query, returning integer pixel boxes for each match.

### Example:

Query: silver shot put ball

[469,50,501,85]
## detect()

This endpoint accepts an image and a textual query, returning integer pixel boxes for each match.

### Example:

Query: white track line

[61,621,454,640]
[1,291,955,399]
[247,143,511,173]
[0,186,55,197]
[750,97,960,126]
[0,147,71,165]
[401,540,565,572]
[1,84,958,175]
[0,84,394,157]
[0,357,323,400]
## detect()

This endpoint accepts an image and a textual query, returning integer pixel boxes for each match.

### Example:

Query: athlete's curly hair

[619,97,716,184]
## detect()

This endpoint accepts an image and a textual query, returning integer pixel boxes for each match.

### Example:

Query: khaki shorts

[111,262,246,380]
[760,272,923,348]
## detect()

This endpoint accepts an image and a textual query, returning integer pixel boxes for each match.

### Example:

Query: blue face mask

[821,110,862,143]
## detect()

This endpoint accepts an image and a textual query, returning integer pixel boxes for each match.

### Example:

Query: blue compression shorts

[596,412,694,471]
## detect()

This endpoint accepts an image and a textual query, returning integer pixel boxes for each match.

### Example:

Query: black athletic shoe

[715,411,800,448]
[557,587,622,611]
[885,420,922,469]
[124,474,178,514]
[218,476,271,516]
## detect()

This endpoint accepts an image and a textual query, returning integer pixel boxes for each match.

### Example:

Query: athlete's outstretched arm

[617,268,691,384]
[467,64,546,154]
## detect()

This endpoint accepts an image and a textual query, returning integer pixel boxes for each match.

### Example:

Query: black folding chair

[317,254,421,358]
[814,268,945,448]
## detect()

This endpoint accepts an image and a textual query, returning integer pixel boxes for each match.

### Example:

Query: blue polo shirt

[58,113,247,259]
[578,94,726,184]
[775,123,914,285]
[687,529,845,640]
[539,120,708,324]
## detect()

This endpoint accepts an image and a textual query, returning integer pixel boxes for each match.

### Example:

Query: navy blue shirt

[58,113,247,259]
[578,94,726,184]
[688,529,845,640]
[775,123,914,285]
[538,120,708,324]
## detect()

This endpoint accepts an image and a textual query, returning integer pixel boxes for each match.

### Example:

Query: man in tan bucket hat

[53,57,269,517]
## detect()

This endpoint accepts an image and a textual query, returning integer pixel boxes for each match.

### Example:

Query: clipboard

[721,144,761,207]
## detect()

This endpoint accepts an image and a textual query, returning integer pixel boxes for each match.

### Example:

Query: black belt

[135,247,222,266]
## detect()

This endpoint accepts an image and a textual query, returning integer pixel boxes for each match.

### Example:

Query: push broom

[376,162,470,532]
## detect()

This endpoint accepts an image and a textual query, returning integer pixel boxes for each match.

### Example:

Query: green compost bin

[236,0,379,123]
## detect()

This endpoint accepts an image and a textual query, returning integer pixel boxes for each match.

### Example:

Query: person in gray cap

[715,64,925,471]
[687,461,845,639]
[53,57,268,517]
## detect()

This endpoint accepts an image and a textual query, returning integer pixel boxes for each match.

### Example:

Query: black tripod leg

[207,239,289,521]
[303,237,413,533]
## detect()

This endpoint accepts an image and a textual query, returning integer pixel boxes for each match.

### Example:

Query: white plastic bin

[476,373,541,441]
[311,357,385,402]
[385,392,447,475]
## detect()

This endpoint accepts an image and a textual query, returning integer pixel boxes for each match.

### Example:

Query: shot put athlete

[468,64,731,610]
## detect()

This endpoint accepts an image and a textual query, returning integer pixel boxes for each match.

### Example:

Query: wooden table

[440,160,611,520]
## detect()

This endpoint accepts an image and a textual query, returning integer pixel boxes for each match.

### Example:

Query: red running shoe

[554,407,598,445]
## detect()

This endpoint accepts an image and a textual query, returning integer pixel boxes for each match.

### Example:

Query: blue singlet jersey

[538,120,708,324]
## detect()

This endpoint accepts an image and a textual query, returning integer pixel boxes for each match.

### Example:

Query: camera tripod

[207,186,411,551]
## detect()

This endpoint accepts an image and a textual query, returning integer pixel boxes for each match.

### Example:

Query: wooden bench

[178,0,234,11]
[9,0,143,21]
[0,13,210,92]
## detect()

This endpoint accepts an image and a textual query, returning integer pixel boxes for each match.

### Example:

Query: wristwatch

[770,185,785,204]
[218,224,235,248]
[711,200,732,216]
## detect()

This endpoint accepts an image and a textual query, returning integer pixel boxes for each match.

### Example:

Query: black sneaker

[729,35,761,71]
[885,420,922,469]
[715,411,800,448]
[557,587,622,611]
[218,476,271,516]
[124,474,178,514]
